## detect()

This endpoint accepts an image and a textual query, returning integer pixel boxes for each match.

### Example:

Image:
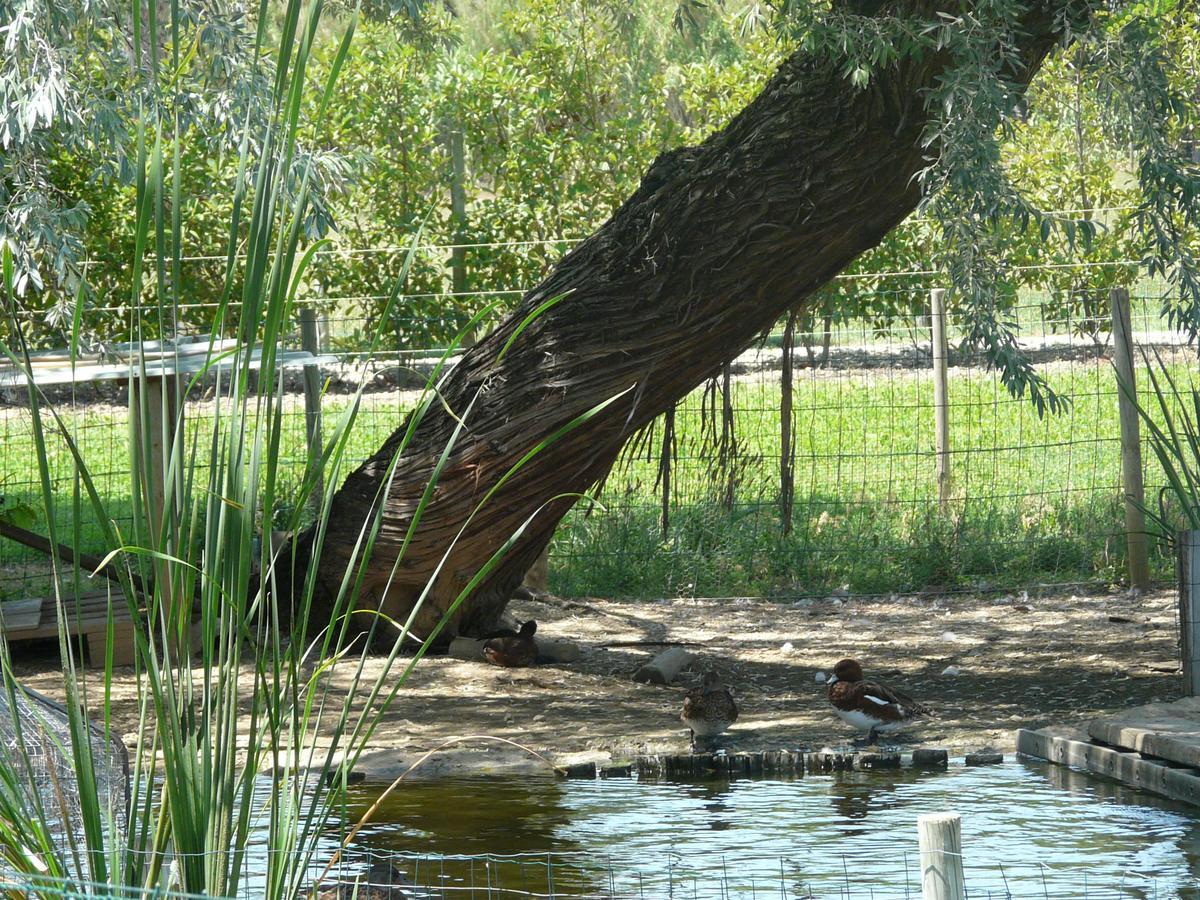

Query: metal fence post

[931,288,951,511]
[447,124,471,346]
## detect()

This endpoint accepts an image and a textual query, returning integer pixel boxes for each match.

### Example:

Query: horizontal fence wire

[5,845,1192,899]
[1,754,1195,899]
[0,255,1195,605]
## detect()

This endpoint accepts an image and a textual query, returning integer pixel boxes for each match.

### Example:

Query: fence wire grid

[3,846,1197,899]
[0,248,1195,606]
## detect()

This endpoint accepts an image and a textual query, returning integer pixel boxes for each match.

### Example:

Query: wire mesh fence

[0,242,1195,606]
[0,683,129,872]
[287,845,1200,899]
[1,721,1198,900]
[0,877,215,899]
[4,845,1197,899]
[553,285,1192,601]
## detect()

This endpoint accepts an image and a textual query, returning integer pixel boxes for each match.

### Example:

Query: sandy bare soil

[13,587,1181,778]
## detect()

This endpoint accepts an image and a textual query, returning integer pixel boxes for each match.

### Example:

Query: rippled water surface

[319,760,1200,898]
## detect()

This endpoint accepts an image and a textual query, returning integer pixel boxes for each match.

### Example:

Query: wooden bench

[0,592,137,666]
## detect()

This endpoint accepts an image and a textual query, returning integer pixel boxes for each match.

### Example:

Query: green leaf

[0,498,39,530]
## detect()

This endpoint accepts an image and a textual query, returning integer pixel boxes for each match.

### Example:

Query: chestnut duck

[826,658,930,745]
[482,619,538,668]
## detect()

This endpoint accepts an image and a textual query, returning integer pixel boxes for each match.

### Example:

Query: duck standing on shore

[681,671,739,749]
[826,658,930,745]
[483,619,538,668]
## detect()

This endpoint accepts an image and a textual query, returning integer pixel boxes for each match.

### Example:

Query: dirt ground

[13,587,1183,778]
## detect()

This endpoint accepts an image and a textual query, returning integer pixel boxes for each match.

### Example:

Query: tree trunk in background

[293,1,1088,644]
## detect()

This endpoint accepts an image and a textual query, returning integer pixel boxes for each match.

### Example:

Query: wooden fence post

[930,288,951,511]
[300,306,324,507]
[1110,286,1150,590]
[1179,530,1200,696]
[131,370,184,654]
[318,312,330,352]
[136,375,180,546]
[447,125,472,346]
[525,545,550,594]
[917,812,965,900]
[780,311,796,534]
[658,406,675,540]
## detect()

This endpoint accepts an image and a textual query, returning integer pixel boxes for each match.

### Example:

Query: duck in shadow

[315,862,410,899]
[681,671,739,750]
[482,619,538,668]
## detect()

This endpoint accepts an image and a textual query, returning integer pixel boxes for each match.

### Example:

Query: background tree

[6,0,1199,642]
[287,0,1200,645]
[0,0,345,344]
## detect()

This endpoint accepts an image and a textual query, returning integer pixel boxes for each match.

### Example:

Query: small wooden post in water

[917,812,965,900]
[300,306,324,506]
[930,288,952,511]
[1111,286,1150,590]
[1179,529,1200,696]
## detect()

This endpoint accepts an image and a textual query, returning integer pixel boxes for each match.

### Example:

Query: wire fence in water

[0,748,1194,900]
[317,845,1200,900]
[4,846,1196,899]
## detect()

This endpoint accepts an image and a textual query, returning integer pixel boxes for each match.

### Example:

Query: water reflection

[686,776,737,832]
[1036,760,1200,900]
[340,774,580,857]
[322,761,1200,898]
[826,773,891,833]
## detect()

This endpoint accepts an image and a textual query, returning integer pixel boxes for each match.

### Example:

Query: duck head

[700,671,723,693]
[827,658,864,686]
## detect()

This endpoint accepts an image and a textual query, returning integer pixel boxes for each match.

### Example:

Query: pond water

[310,759,1200,899]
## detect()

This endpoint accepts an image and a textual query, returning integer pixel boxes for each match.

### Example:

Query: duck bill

[826,674,838,685]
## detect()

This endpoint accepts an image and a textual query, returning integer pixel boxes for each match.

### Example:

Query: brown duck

[681,671,739,749]
[483,620,538,668]
[315,862,409,899]
[826,658,930,745]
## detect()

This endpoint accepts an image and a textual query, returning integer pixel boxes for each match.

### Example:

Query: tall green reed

[1132,346,1200,536]
[0,1,605,896]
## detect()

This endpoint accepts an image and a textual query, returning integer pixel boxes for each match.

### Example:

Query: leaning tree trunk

[290,1,1091,644]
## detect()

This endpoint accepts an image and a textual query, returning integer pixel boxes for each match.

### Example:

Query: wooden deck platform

[1017,697,1200,806]
[0,592,137,665]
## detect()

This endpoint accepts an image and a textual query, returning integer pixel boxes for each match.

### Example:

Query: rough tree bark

[290,0,1093,644]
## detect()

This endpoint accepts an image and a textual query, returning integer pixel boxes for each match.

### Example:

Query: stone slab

[1087,697,1200,768]
[1017,725,1200,807]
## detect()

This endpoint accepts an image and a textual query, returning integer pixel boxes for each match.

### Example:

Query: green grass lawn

[0,353,1189,602]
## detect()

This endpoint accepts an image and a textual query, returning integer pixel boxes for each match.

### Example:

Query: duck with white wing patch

[826,658,930,746]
